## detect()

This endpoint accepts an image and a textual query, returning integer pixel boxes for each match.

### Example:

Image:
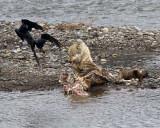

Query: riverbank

[0,21,160,91]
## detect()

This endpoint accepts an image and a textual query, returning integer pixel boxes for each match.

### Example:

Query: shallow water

[1,0,160,29]
[1,89,160,128]
[1,52,160,128]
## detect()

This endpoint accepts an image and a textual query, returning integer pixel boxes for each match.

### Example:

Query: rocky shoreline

[0,21,160,91]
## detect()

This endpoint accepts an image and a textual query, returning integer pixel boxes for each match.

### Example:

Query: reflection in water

[0,0,160,29]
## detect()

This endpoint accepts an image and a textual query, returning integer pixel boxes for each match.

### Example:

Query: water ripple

[0,0,160,29]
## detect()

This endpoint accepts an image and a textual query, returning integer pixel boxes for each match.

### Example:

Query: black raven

[15,19,61,65]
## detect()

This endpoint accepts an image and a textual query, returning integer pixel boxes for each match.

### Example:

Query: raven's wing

[15,29,24,41]
[41,33,61,48]
[21,19,43,31]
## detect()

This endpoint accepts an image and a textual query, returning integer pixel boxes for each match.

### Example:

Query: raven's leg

[31,46,40,66]
[25,32,40,66]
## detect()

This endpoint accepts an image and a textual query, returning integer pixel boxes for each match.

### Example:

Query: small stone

[137,59,142,62]
[102,28,109,33]
[151,41,158,47]
[0,77,8,81]
[4,42,7,47]
[100,58,107,62]
[19,81,25,86]
[137,32,143,36]
[128,89,134,92]
[15,55,25,59]
[11,80,17,85]
[147,36,155,41]
[112,53,118,58]
[87,27,92,31]
[23,80,29,83]
[12,48,22,53]
[49,25,55,29]
[147,32,155,36]
[134,26,141,31]
[118,32,123,35]
[91,31,98,37]
[39,23,45,27]
[1,53,11,58]
[22,47,27,50]
[144,40,151,43]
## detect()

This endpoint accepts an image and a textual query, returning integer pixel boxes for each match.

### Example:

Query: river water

[1,0,160,29]
[0,89,160,128]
